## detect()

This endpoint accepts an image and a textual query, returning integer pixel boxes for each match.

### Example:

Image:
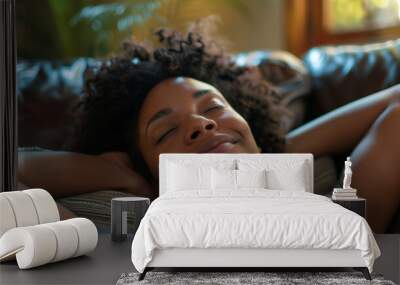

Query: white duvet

[131,190,380,273]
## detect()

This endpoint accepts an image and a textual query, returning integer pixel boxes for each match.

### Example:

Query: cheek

[218,109,259,152]
[137,131,159,178]
[219,110,252,135]
[142,147,159,178]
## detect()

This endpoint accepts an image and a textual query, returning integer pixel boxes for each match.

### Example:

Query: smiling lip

[205,141,236,153]
[197,134,239,153]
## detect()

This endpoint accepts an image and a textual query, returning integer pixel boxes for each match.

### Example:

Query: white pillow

[237,159,309,192]
[167,163,212,191]
[212,168,237,190]
[266,166,307,191]
[166,158,236,171]
[211,168,268,191]
[236,169,267,189]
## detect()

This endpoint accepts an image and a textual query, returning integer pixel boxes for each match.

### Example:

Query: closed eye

[156,127,178,144]
[204,104,224,113]
[155,104,223,144]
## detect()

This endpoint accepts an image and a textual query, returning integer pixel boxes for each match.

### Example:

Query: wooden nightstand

[331,197,366,218]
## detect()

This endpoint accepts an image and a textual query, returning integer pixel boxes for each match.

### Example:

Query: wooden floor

[373,234,400,284]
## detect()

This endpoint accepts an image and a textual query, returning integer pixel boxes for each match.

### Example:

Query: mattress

[131,189,380,273]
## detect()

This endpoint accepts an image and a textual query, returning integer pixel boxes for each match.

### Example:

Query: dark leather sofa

[17,39,400,232]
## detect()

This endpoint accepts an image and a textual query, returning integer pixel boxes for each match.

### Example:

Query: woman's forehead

[138,77,223,129]
[148,77,217,98]
[141,77,222,115]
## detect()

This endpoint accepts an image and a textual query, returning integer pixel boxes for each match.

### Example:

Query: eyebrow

[145,89,212,133]
[146,108,173,133]
[192,89,211,98]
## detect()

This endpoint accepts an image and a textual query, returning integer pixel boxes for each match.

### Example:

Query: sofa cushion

[56,190,137,233]
[17,59,99,150]
[303,39,400,118]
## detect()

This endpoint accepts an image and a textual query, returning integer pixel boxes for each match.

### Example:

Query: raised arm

[18,150,153,199]
[285,84,400,156]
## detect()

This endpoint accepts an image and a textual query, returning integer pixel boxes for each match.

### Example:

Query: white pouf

[0,218,98,269]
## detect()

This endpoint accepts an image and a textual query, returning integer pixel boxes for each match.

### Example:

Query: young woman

[18,27,400,233]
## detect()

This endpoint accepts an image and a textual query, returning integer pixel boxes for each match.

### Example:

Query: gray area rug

[116,271,396,285]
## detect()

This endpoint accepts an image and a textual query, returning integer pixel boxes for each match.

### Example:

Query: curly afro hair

[66,22,289,181]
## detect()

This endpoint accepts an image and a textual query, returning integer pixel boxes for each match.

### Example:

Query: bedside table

[111,197,150,242]
[331,197,366,218]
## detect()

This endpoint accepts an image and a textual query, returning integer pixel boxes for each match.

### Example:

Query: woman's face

[137,77,260,178]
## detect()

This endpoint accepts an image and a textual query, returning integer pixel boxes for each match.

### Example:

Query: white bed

[131,153,381,280]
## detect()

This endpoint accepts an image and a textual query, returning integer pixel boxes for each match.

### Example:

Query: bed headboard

[159,153,314,195]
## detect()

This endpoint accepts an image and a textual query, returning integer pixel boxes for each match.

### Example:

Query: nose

[185,115,217,143]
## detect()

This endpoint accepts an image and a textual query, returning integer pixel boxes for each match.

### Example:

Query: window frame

[285,0,400,56]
